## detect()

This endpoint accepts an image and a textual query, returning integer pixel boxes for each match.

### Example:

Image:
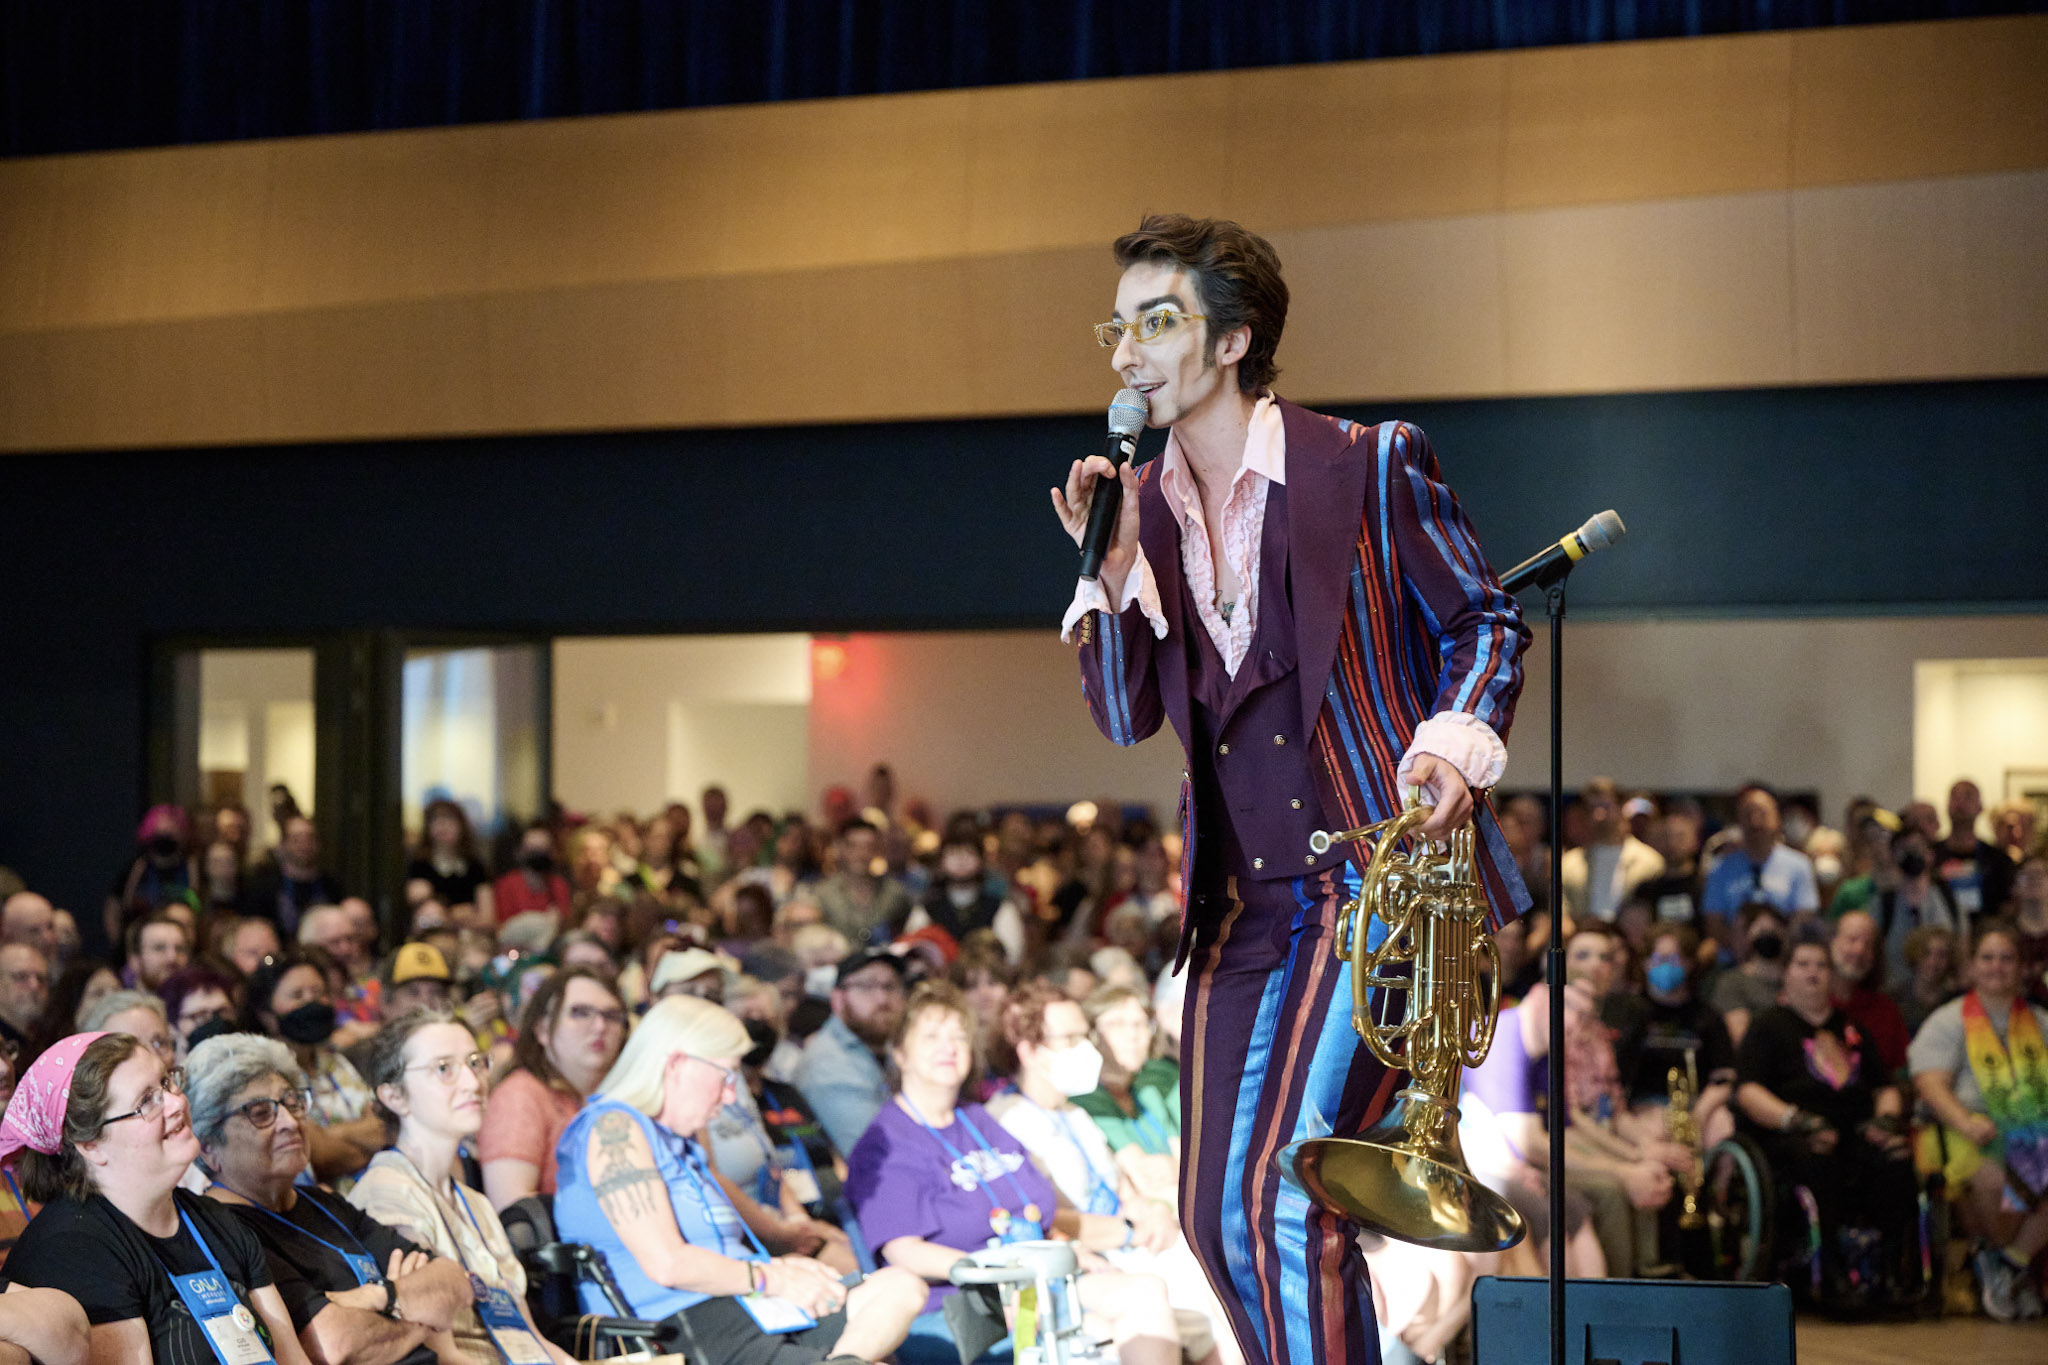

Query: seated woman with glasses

[847,981,1200,1365]
[348,1012,576,1365]
[4,1031,314,1365]
[1071,984,1181,1205]
[553,996,925,1365]
[188,1032,476,1365]
[478,968,631,1209]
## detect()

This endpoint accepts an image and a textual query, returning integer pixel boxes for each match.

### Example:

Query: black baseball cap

[835,946,908,987]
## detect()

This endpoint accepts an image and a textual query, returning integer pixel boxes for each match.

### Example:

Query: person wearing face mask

[848,981,1199,1365]
[1872,827,1965,987]
[1708,902,1790,1047]
[1616,925,1736,1144]
[489,825,571,926]
[900,834,1026,964]
[104,805,202,946]
[5,1032,308,1365]
[246,952,384,1185]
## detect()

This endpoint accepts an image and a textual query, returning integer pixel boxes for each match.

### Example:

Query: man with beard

[1829,909,1910,1073]
[0,943,49,1054]
[794,948,907,1152]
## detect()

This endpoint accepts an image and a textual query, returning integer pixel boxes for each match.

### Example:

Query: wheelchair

[1685,1131,1775,1282]
[499,1195,667,1359]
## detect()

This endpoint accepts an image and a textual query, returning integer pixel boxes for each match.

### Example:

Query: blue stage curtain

[2,1,2036,157]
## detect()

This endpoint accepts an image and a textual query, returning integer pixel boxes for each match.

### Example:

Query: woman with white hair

[347,1012,576,1365]
[77,990,176,1069]
[552,996,925,1365]
[187,1032,474,1365]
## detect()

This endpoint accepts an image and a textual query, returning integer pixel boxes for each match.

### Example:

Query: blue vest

[554,1097,751,1318]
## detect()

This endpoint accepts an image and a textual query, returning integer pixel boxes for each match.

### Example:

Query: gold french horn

[1274,797,1527,1252]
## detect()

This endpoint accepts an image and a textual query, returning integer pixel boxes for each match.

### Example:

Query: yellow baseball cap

[387,941,453,986]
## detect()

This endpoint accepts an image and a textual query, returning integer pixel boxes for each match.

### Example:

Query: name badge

[738,1292,818,1334]
[472,1277,552,1365]
[172,1272,273,1365]
[342,1253,381,1287]
[775,1146,823,1207]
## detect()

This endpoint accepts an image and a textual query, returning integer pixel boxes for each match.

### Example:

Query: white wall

[198,648,315,826]
[552,636,811,820]
[549,617,2048,834]
[1915,657,2048,823]
[1509,614,2048,822]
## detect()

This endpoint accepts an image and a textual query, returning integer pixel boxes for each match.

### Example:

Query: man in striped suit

[1053,215,1531,1365]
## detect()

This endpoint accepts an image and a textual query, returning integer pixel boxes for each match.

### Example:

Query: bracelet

[1778,1106,1799,1132]
[381,1280,401,1320]
[748,1261,766,1295]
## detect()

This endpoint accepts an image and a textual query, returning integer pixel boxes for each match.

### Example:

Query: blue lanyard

[670,1133,772,1262]
[179,1207,235,1281]
[210,1184,383,1283]
[898,1096,1037,1215]
[1046,1105,1121,1216]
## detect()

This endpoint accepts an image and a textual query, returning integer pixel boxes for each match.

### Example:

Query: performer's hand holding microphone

[1051,388,1150,602]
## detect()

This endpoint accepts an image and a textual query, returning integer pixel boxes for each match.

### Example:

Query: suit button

[1218,743,1230,755]
[1251,858,1264,870]
[1273,734,1286,746]
[1305,855,1316,866]
[1291,799,1303,809]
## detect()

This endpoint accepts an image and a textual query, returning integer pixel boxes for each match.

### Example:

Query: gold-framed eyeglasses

[229,1089,313,1130]
[1093,307,1206,348]
[106,1067,186,1125]
[405,1052,491,1084]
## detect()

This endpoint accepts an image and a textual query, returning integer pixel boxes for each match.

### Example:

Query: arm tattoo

[592,1110,665,1222]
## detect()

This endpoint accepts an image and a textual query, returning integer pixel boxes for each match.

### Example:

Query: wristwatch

[380,1280,402,1320]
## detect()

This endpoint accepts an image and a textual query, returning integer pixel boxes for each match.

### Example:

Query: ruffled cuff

[1059,547,1167,643]
[1397,712,1508,800]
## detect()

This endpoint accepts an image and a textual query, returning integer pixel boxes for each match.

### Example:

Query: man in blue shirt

[1702,785,1820,930]
[792,948,906,1152]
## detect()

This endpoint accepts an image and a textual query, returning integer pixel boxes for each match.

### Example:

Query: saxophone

[1666,1055,1706,1231]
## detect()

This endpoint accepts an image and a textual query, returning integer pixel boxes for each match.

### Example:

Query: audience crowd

[0,765,2042,1365]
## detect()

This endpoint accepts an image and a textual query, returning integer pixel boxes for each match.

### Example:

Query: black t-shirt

[10,1189,274,1365]
[215,1187,422,1332]
[755,1077,844,1210]
[1735,1004,1879,1134]
[404,856,490,911]
[1616,995,1736,1104]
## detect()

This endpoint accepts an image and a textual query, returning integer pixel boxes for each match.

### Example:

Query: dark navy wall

[2,377,2043,913]
[5,2,2040,158]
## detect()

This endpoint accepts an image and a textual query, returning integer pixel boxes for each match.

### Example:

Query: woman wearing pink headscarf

[3,1032,310,1365]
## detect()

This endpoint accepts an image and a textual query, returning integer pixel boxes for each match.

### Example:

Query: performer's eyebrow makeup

[1114,294,1187,321]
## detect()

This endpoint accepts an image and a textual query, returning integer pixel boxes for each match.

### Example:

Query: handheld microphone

[1498,510,1626,595]
[1078,387,1150,582]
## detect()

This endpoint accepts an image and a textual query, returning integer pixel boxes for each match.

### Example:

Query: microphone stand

[1544,578,1567,1365]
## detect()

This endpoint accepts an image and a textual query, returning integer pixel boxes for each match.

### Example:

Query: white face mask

[804,966,838,999]
[1813,854,1843,882]
[1045,1039,1104,1097]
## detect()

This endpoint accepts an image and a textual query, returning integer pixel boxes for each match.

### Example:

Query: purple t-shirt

[845,1099,1059,1313]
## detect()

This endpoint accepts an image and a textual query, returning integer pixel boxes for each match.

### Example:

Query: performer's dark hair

[1113,214,1287,394]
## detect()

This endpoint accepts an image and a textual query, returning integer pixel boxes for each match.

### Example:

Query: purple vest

[1184,480,1349,885]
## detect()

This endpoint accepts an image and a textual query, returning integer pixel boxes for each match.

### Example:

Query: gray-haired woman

[186,1033,473,1365]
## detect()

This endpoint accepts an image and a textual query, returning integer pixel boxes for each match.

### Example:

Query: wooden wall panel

[1,16,2042,451]
[1502,33,1793,207]
[1792,171,2048,384]
[1502,191,1795,394]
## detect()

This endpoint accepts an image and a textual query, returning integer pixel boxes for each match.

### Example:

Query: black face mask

[741,1018,779,1071]
[187,1017,240,1051]
[1750,932,1785,962]
[521,851,555,874]
[276,1001,338,1046]
[1896,850,1929,879]
[148,834,182,860]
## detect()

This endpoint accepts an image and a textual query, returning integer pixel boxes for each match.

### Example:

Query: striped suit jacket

[1076,398,1533,968]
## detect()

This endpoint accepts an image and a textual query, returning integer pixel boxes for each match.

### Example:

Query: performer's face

[1108,261,1241,429]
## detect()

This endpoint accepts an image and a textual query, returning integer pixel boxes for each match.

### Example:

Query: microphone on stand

[1077,388,1151,582]
[1498,510,1626,595]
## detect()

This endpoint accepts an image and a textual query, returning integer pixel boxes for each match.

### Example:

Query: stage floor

[1796,1314,2048,1364]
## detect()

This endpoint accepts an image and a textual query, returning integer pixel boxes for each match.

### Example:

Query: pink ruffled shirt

[1062,395,1506,795]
